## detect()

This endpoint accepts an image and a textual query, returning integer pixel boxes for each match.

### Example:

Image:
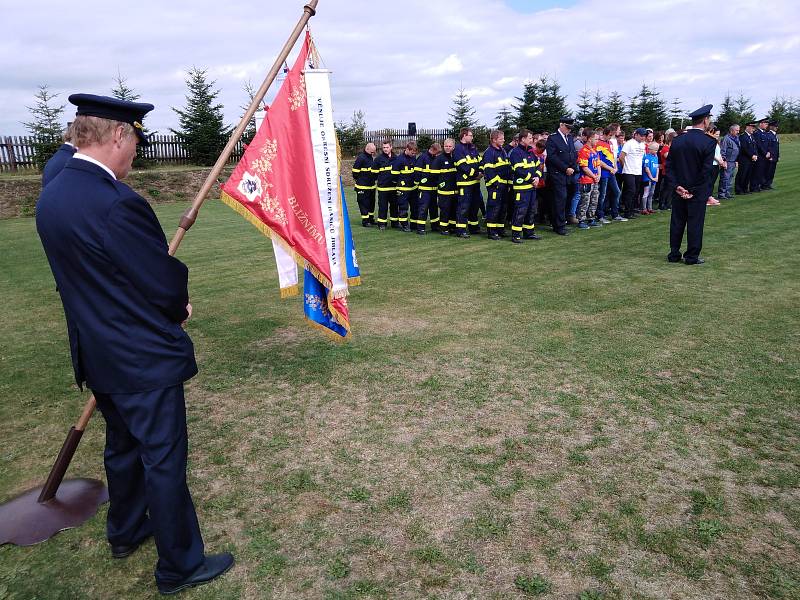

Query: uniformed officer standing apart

[351,142,377,227]
[750,117,771,192]
[735,121,758,195]
[545,117,578,236]
[35,94,234,595]
[42,122,77,186]
[666,104,717,265]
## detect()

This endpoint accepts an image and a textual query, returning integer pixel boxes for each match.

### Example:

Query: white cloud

[494,76,518,87]
[422,54,463,76]
[524,47,544,58]
[464,86,496,98]
[741,43,764,55]
[483,97,517,109]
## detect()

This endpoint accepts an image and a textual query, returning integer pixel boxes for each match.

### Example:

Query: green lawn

[1,143,798,599]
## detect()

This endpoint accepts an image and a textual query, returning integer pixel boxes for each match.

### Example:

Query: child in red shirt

[576,129,602,228]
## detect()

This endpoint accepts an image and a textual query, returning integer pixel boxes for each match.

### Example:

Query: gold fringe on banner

[219,191,336,293]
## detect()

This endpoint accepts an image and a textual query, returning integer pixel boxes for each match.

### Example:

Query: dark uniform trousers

[395,189,414,227]
[549,175,574,231]
[468,186,483,232]
[511,189,537,238]
[485,184,507,231]
[668,193,707,263]
[355,188,375,224]
[438,191,456,232]
[95,384,205,585]
[751,158,766,192]
[415,189,438,231]
[735,158,753,194]
[621,174,641,217]
[456,184,478,231]
[765,159,777,187]
[376,190,395,226]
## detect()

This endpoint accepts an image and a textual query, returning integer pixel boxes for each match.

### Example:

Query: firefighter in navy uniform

[750,117,771,192]
[453,127,482,237]
[351,142,377,226]
[666,105,717,265]
[35,94,234,595]
[413,142,441,234]
[373,140,396,230]
[391,141,418,232]
[432,138,457,235]
[482,130,511,240]
[508,129,543,244]
[735,122,758,195]
[765,120,779,190]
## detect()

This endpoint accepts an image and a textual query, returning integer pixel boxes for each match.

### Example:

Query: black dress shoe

[488,233,501,241]
[667,256,682,263]
[440,229,450,236]
[111,534,152,559]
[684,257,705,265]
[556,229,569,236]
[362,221,373,228]
[511,236,523,244]
[523,233,541,240]
[157,553,235,595]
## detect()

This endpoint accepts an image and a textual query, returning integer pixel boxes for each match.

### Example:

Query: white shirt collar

[72,153,116,180]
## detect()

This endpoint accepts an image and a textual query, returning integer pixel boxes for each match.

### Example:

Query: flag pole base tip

[0,478,108,546]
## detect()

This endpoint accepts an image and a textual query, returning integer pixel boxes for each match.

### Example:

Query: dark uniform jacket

[767,130,779,162]
[373,151,396,191]
[432,152,457,195]
[753,128,770,158]
[36,158,197,394]
[738,131,757,162]
[664,129,717,200]
[351,151,376,190]
[42,143,77,186]
[509,145,543,190]
[545,131,578,181]
[414,151,438,191]
[481,145,511,186]
[391,153,417,192]
[453,142,481,187]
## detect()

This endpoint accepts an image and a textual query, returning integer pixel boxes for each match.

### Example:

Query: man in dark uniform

[750,117,771,192]
[391,141,418,233]
[508,129,543,244]
[351,142,377,226]
[413,142,441,235]
[453,128,482,237]
[41,123,77,186]
[666,104,717,265]
[735,122,758,195]
[545,117,578,235]
[481,130,511,240]
[432,138,457,235]
[35,94,233,595]
[373,140,396,231]
[764,120,779,189]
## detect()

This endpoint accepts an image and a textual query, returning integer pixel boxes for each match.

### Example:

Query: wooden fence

[0,134,247,172]
[363,128,452,148]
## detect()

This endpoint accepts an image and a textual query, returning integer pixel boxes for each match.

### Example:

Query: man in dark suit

[665,105,717,265]
[764,120,779,189]
[545,117,578,235]
[36,94,233,595]
[750,117,771,192]
[735,122,758,194]
[41,124,77,186]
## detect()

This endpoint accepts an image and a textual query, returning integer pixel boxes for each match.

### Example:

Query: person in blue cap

[665,104,717,265]
[544,116,578,236]
[35,94,234,595]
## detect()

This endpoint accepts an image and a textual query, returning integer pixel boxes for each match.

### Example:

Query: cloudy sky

[1,0,797,136]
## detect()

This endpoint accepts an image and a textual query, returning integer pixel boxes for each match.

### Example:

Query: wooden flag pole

[1,0,320,545]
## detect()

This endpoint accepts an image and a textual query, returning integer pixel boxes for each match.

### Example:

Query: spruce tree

[669,97,684,130]
[575,86,592,126]
[732,93,756,128]
[589,89,605,128]
[111,71,141,102]
[446,87,477,137]
[531,75,570,133]
[715,93,736,133]
[602,91,627,128]
[514,80,538,130]
[241,79,259,144]
[335,109,367,156]
[495,106,516,138]
[23,85,65,170]
[627,83,669,130]
[171,67,232,166]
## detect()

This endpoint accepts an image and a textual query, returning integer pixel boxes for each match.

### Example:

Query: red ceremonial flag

[220,34,333,289]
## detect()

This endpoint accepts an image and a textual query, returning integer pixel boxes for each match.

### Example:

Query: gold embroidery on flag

[289,75,306,111]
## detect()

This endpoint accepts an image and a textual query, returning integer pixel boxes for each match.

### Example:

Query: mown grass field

[1,140,798,599]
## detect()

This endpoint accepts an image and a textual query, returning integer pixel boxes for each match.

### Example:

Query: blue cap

[634,127,648,136]
[69,94,154,146]
[559,116,575,126]
[687,104,713,120]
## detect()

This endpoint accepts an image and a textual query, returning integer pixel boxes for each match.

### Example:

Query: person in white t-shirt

[618,127,647,218]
